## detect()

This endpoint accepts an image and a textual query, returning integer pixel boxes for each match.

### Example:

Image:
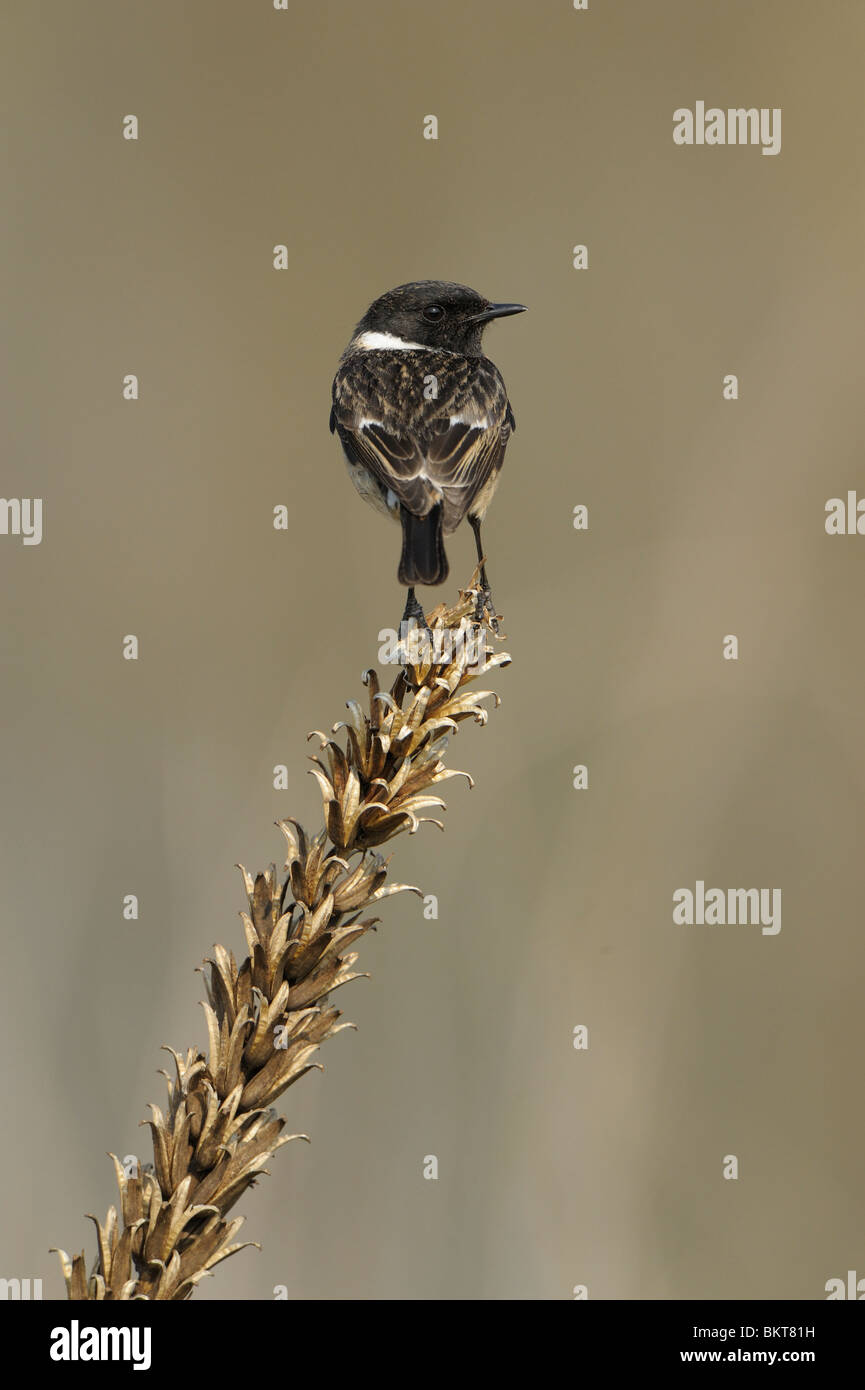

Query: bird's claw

[473,586,500,635]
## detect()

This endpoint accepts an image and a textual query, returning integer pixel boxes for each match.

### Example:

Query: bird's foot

[399,614,434,657]
[398,623,435,689]
[473,585,500,635]
[399,589,434,675]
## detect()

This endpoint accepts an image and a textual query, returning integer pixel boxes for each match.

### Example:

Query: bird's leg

[400,585,428,631]
[468,516,499,633]
[399,587,433,668]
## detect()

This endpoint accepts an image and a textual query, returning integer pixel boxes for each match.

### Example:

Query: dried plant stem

[54,577,509,1300]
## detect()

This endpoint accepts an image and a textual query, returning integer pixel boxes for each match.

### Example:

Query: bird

[329,280,525,633]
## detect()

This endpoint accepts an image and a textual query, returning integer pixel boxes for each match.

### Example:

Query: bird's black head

[349,280,526,356]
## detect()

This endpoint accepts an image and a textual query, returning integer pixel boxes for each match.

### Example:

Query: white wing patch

[449,412,489,428]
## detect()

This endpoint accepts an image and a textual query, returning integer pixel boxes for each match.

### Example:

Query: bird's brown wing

[421,413,511,530]
[336,420,439,516]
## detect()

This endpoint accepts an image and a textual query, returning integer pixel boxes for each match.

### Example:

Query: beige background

[2,1,864,1300]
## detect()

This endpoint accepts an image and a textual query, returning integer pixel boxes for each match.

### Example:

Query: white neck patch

[353,330,430,351]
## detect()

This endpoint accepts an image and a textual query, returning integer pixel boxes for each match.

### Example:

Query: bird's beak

[467,302,528,324]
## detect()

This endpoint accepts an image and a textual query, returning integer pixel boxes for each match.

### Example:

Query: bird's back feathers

[331,348,515,535]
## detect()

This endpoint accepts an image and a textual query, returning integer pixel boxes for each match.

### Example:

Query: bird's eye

[422,304,445,322]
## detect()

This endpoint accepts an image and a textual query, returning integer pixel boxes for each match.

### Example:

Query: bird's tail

[398,504,449,586]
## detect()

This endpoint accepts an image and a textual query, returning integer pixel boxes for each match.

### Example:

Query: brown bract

[54,578,509,1300]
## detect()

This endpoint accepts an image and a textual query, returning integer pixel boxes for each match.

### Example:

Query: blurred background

[2,0,864,1299]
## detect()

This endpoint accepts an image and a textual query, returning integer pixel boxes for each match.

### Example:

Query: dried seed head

[57,576,507,1299]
